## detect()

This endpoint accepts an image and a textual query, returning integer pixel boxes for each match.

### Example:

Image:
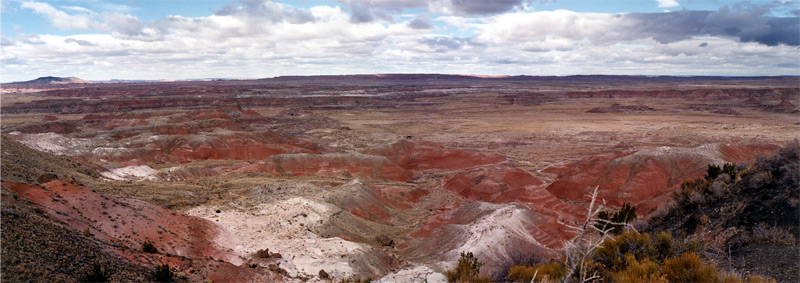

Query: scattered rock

[319,269,329,279]
[256,249,270,258]
[376,235,394,247]
[36,173,59,184]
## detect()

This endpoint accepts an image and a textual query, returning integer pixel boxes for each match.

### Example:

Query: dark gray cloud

[627,5,799,46]
[337,0,544,23]
[419,36,470,52]
[65,38,95,46]
[449,0,527,15]
[337,0,426,23]
[214,0,314,24]
[408,14,433,29]
[698,42,708,47]
[102,13,145,36]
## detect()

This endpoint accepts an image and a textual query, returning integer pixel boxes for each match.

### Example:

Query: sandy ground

[186,195,388,280]
[16,132,94,155]
[376,266,447,283]
[100,165,160,181]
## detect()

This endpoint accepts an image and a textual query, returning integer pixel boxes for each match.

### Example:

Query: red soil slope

[545,144,779,213]
[2,180,235,262]
[364,140,506,171]
[94,132,319,163]
[253,153,414,181]
[1,180,286,282]
[439,164,585,245]
[443,164,543,201]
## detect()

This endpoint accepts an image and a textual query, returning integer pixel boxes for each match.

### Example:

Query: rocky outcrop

[587,103,655,113]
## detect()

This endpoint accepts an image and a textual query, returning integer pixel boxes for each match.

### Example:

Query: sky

[1,0,799,82]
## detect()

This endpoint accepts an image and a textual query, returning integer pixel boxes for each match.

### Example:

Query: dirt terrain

[1,75,798,282]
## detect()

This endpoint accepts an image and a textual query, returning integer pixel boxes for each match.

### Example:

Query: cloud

[335,0,541,23]
[628,6,800,46]
[445,0,528,15]
[64,38,95,46]
[3,0,798,82]
[21,1,105,30]
[407,14,433,29]
[335,0,427,23]
[656,0,680,8]
[419,36,469,52]
[102,12,144,36]
[213,0,315,24]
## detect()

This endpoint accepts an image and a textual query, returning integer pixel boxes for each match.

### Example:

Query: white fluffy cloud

[21,1,105,30]
[2,0,797,81]
[656,0,680,8]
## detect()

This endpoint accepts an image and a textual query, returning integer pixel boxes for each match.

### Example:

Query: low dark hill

[10,76,88,84]
[0,136,100,185]
[1,186,151,282]
[645,141,800,282]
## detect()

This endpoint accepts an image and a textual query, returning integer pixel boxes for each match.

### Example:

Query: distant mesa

[10,76,88,84]
[587,103,655,113]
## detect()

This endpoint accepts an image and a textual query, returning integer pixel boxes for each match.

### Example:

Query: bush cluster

[445,251,492,283]
[152,264,173,282]
[507,230,775,282]
[595,203,636,234]
[142,241,158,254]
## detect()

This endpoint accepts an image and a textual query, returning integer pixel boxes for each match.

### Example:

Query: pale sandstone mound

[186,181,402,280]
[364,140,506,171]
[100,165,160,181]
[401,202,565,276]
[330,179,399,223]
[376,266,447,283]
[545,143,779,213]
[257,153,414,181]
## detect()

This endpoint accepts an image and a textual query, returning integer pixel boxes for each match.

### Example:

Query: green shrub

[142,241,158,253]
[707,164,723,180]
[445,251,492,283]
[596,203,636,234]
[653,232,676,261]
[152,264,173,282]
[81,263,110,282]
[723,162,738,180]
[676,178,710,204]
[661,252,719,282]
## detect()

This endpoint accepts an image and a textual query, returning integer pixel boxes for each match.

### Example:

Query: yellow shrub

[445,252,492,283]
[745,274,778,283]
[611,254,666,283]
[662,252,719,282]
[594,230,654,270]
[506,261,567,282]
[719,271,777,283]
